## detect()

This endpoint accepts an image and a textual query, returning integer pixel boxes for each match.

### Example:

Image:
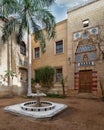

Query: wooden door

[79,70,92,93]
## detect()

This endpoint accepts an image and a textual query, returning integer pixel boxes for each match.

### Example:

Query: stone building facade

[67,0,104,96]
[0,17,28,96]
[32,20,68,93]
[32,0,104,96]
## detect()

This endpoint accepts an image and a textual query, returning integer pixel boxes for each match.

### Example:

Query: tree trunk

[11,35,13,71]
[27,32,32,96]
[10,36,13,96]
[62,84,65,97]
[7,41,10,86]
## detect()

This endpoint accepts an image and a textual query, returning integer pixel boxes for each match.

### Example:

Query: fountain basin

[30,93,46,97]
[20,101,55,112]
[4,84,68,119]
[4,102,68,119]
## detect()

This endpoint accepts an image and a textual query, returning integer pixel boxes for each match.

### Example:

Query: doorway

[79,70,92,93]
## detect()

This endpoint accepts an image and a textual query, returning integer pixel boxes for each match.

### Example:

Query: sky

[50,0,91,22]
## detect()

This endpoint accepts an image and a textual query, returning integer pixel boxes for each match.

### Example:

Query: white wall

[0,20,7,77]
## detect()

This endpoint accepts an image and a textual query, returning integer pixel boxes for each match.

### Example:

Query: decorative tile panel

[73,32,81,40]
[76,44,95,53]
[78,61,94,66]
[82,32,88,39]
[75,54,82,63]
[89,52,96,60]
[88,27,98,35]
[73,26,98,41]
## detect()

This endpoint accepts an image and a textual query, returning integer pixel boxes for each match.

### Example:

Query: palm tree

[0,0,18,17]
[1,0,56,96]
[0,0,18,87]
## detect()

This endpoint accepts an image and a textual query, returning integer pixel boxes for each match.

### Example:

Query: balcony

[19,59,28,68]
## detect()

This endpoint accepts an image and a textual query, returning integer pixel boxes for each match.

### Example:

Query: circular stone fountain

[21,83,55,112]
[4,83,68,119]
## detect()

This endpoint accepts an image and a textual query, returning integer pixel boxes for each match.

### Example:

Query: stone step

[76,93,98,99]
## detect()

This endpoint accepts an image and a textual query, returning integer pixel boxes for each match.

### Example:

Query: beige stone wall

[0,20,8,88]
[32,0,104,96]
[0,20,8,77]
[32,20,68,89]
[67,0,104,93]
[0,19,28,96]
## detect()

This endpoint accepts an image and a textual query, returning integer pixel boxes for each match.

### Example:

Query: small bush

[46,93,62,98]
[34,66,55,88]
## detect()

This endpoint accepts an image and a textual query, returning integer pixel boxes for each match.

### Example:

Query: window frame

[20,41,26,56]
[54,40,64,54]
[55,67,63,82]
[82,19,89,28]
[34,47,40,59]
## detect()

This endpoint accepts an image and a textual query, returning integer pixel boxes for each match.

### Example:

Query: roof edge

[67,0,100,13]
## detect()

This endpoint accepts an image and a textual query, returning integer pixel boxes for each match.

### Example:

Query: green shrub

[46,93,62,98]
[34,66,55,88]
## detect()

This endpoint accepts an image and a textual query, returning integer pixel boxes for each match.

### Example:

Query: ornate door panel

[79,70,92,93]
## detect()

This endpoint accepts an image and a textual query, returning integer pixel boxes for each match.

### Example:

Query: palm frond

[1,0,56,52]
[1,0,19,17]
[16,25,23,44]
[30,16,46,53]
[34,8,56,39]
[33,0,55,8]
[16,11,28,44]
[43,10,56,39]
[2,18,18,43]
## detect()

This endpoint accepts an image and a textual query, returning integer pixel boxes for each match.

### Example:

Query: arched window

[20,41,26,56]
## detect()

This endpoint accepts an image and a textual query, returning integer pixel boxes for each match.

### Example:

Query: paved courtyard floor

[0,96,104,130]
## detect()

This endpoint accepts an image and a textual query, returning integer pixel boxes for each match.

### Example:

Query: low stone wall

[13,85,27,96]
[47,87,68,95]
[0,85,10,97]
[0,81,27,97]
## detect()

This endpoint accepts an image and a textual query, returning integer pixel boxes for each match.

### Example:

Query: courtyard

[0,1,104,130]
[0,96,104,130]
